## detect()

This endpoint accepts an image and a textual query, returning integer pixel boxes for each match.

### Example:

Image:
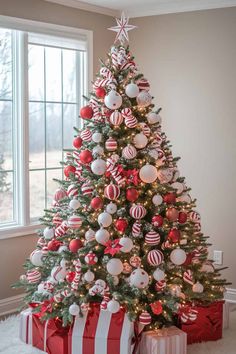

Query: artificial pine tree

[15,14,228,333]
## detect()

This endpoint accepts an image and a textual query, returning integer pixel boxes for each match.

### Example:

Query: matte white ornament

[84,270,95,282]
[85,228,95,242]
[106,202,117,214]
[91,159,106,175]
[177,194,191,203]
[152,194,163,206]
[98,212,112,227]
[136,91,152,107]
[133,133,148,149]
[147,112,162,125]
[171,182,184,194]
[69,303,80,316]
[107,299,120,313]
[119,237,134,253]
[58,245,68,253]
[43,227,54,240]
[139,164,158,183]
[192,281,204,293]
[95,228,110,245]
[92,132,102,143]
[170,248,187,265]
[92,145,104,156]
[69,199,81,210]
[30,250,43,267]
[104,90,122,110]
[130,268,149,289]
[107,258,123,275]
[125,82,139,98]
[153,268,165,281]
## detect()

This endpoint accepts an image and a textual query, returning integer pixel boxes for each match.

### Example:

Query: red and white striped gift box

[69,303,136,354]
[19,309,33,346]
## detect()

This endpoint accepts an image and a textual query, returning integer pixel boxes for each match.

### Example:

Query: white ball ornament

[98,212,112,228]
[91,159,106,175]
[43,227,54,240]
[107,258,123,275]
[106,202,117,214]
[92,145,104,156]
[130,268,149,289]
[125,82,139,98]
[119,237,134,253]
[107,299,120,314]
[152,194,163,206]
[170,248,187,265]
[69,199,81,210]
[171,182,184,194]
[104,90,122,110]
[30,250,43,267]
[92,132,102,143]
[153,268,165,281]
[58,245,68,253]
[192,281,204,293]
[139,164,158,183]
[137,91,152,107]
[84,270,95,283]
[95,228,110,245]
[85,228,95,242]
[147,112,162,125]
[69,303,80,316]
[122,144,137,160]
[133,133,148,149]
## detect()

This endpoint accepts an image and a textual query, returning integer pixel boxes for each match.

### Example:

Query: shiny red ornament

[152,215,164,227]
[166,207,179,222]
[66,271,76,283]
[47,239,61,251]
[178,211,188,224]
[95,87,106,98]
[79,150,93,164]
[73,136,83,149]
[150,300,163,315]
[163,192,176,204]
[90,197,103,210]
[115,218,128,233]
[69,239,83,253]
[168,228,181,243]
[126,188,139,202]
[80,105,93,119]
[64,165,76,177]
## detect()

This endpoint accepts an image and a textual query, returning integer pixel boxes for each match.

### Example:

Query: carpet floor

[0,311,235,354]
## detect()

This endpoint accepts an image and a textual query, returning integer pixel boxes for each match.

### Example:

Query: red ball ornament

[79,150,93,164]
[66,271,76,283]
[163,192,176,204]
[90,197,103,210]
[178,211,188,224]
[168,228,181,243]
[150,301,163,315]
[73,136,83,149]
[47,239,61,251]
[64,165,76,177]
[166,207,179,222]
[152,215,164,227]
[95,87,106,99]
[126,188,139,202]
[80,105,93,120]
[115,218,128,233]
[69,239,83,253]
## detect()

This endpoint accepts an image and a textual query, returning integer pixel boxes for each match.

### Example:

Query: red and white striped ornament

[110,165,126,186]
[68,215,82,229]
[109,110,123,126]
[104,183,120,200]
[100,286,110,310]
[122,144,137,159]
[75,165,83,180]
[129,204,147,219]
[67,184,78,198]
[106,156,117,172]
[105,137,118,151]
[100,67,113,79]
[161,240,171,250]
[71,259,82,291]
[93,78,117,89]
[155,280,166,291]
[120,60,136,71]
[121,108,132,118]
[145,231,161,245]
[61,289,71,298]
[53,291,63,303]
[52,214,63,227]
[37,237,47,248]
[183,270,194,285]
[73,150,80,160]
[89,97,99,109]
[54,188,67,202]
[44,280,54,292]
[111,52,119,69]
[147,250,164,266]
[81,181,94,196]
[132,221,142,237]
[81,129,92,142]
[26,270,41,284]
[188,211,201,223]
[139,122,151,137]
[137,78,150,91]
[55,221,68,238]
[124,115,138,128]
[179,306,198,323]
[139,311,152,325]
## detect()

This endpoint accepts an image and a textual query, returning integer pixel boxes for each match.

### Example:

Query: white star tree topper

[108,12,137,44]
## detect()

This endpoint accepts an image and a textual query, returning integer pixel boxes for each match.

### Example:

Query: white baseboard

[0,294,25,317]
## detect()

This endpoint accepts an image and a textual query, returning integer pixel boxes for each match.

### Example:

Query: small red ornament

[90,197,103,210]
[115,218,128,233]
[178,211,188,224]
[166,207,179,222]
[126,188,139,202]
[80,105,93,120]
[79,150,93,164]
[73,136,83,149]
[163,192,176,204]
[152,215,164,227]
[66,271,76,283]
[95,87,106,99]
[69,239,83,253]
[150,300,163,315]
[64,165,76,177]
[168,228,181,243]
[47,239,61,251]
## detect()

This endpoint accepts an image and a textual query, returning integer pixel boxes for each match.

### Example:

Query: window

[0,17,92,237]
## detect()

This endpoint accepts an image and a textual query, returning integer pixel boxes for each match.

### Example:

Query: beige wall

[131,7,236,287]
[0,0,114,300]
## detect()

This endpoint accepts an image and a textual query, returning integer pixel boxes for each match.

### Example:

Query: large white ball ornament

[119,237,134,253]
[84,270,95,282]
[69,303,80,316]
[85,228,95,242]
[69,199,81,210]
[95,228,110,245]
[98,212,112,228]
[43,227,54,240]
[130,268,149,289]
[92,145,104,156]
[107,258,123,275]
[192,281,204,293]
[104,90,122,110]
[139,164,158,183]
[153,268,165,281]
[133,133,148,149]
[92,132,102,143]
[170,248,187,265]
[152,194,163,206]
[106,202,117,214]
[125,82,139,98]
[91,159,106,175]
[30,250,43,267]
[147,112,162,125]
[136,91,152,107]
[107,299,120,313]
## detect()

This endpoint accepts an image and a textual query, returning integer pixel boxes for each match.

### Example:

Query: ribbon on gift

[132,321,143,354]
[19,308,33,345]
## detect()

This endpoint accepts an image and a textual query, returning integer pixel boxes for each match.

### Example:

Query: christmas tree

[15,14,227,330]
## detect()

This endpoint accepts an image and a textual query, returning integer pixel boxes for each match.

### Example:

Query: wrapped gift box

[69,303,136,354]
[138,326,187,354]
[223,301,230,329]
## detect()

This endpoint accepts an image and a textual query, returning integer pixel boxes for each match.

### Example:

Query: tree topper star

[108,12,137,44]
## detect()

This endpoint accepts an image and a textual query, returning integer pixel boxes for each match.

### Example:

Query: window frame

[0,15,93,239]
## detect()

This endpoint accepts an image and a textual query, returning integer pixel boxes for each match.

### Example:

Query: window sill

[0,224,41,240]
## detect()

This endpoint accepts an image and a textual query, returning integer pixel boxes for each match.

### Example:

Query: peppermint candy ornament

[105,137,118,151]
[145,231,161,246]
[81,129,92,142]
[109,110,123,126]
[26,270,41,284]
[85,251,98,265]
[137,78,150,91]
[54,188,67,203]
[183,270,194,285]
[188,211,201,223]
[121,107,132,118]
[104,183,120,200]
[67,184,78,198]
[124,115,138,128]
[122,144,137,159]
[129,204,146,219]
[81,181,94,196]
[147,250,164,266]
[139,122,151,137]
[68,215,82,229]
[55,221,68,238]
[132,221,142,237]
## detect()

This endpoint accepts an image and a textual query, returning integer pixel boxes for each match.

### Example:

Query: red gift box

[179,301,224,344]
